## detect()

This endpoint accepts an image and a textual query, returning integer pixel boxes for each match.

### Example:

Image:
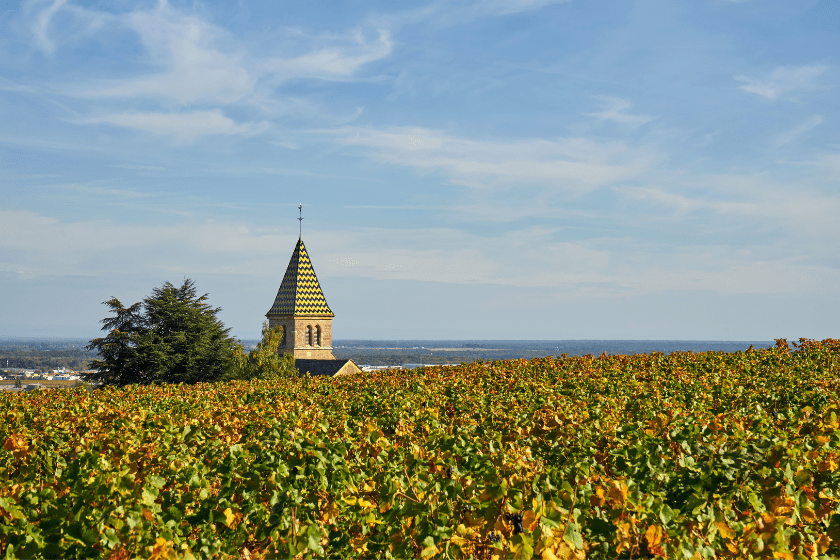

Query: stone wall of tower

[267,314,335,360]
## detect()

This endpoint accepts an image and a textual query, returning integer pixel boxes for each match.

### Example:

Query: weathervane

[298,204,303,238]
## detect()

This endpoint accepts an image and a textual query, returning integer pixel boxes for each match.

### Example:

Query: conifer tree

[84,298,144,386]
[85,279,237,386]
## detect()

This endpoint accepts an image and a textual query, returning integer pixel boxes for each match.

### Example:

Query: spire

[298,204,303,238]
[267,237,334,316]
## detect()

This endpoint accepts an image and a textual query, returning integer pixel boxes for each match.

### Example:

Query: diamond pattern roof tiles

[267,238,334,316]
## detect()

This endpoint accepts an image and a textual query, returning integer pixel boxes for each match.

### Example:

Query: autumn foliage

[2,338,840,559]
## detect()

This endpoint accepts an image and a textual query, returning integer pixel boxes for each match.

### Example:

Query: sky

[0,0,838,341]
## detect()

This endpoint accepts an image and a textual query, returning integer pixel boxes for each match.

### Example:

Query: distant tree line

[84,279,296,387]
[0,340,90,352]
[331,348,554,366]
[0,350,94,371]
[331,350,480,367]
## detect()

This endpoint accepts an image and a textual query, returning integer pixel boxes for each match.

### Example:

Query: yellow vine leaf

[420,540,439,559]
[222,507,237,529]
[321,501,340,523]
[644,525,663,548]
[715,521,735,539]
[590,486,606,507]
[608,480,628,506]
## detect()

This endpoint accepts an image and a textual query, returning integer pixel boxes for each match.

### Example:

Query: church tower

[266,236,336,360]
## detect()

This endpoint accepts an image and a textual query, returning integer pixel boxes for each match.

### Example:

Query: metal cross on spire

[298,204,303,238]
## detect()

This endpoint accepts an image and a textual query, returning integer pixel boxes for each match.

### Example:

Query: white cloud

[84,2,254,106]
[582,96,654,127]
[24,0,114,55]
[447,0,572,18]
[811,152,840,179]
[0,78,38,94]
[772,115,822,147]
[76,110,269,144]
[0,209,285,279]
[19,0,578,116]
[376,0,572,29]
[617,186,709,214]
[314,226,840,295]
[3,206,840,306]
[27,0,392,110]
[260,29,392,83]
[735,64,827,100]
[334,126,654,191]
[617,171,840,243]
[55,183,161,199]
[106,163,167,172]
[29,0,69,54]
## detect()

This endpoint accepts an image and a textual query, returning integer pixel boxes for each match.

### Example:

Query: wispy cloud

[74,110,269,144]
[81,2,255,106]
[582,96,654,127]
[260,29,392,83]
[811,152,840,180]
[15,0,391,146]
[25,0,113,55]
[55,183,162,199]
[29,0,392,108]
[773,115,822,147]
[15,0,574,146]
[373,0,572,29]
[0,209,284,278]
[315,225,840,295]
[3,206,840,299]
[106,163,166,172]
[0,78,39,94]
[735,64,827,100]
[28,0,69,55]
[437,0,572,19]
[334,126,654,191]
[617,169,840,243]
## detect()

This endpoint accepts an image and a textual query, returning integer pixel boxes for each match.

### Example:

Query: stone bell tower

[265,235,336,360]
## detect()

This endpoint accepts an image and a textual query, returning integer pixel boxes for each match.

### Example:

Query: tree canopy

[85,279,239,386]
[227,322,298,382]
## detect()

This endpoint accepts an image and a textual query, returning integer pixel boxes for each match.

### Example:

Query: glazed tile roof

[267,237,334,316]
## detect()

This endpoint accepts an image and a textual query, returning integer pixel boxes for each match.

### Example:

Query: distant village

[0,366,88,392]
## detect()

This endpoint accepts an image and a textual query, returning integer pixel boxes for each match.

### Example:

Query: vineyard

[2,339,840,559]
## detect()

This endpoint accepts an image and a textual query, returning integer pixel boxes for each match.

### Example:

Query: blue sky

[0,0,838,340]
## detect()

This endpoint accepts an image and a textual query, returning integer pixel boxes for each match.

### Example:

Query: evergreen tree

[84,298,144,386]
[85,279,237,386]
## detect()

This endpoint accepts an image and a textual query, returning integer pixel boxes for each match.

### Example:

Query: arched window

[306,325,313,346]
[315,325,321,347]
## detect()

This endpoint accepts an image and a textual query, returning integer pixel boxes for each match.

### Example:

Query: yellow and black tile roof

[267,238,334,316]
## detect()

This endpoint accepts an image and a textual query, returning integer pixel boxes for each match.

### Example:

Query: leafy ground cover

[1,339,839,559]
